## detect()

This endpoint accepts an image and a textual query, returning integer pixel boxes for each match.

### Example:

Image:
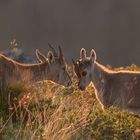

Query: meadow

[0,65,140,140]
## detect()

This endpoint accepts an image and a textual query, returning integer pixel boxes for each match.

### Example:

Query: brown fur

[0,46,71,113]
[0,46,71,89]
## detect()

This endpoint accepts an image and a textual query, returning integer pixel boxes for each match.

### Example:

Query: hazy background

[0,0,140,67]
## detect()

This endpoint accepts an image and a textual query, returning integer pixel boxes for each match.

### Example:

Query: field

[0,65,140,140]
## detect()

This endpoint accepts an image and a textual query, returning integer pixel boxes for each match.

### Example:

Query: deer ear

[80,48,86,59]
[36,49,47,63]
[90,49,96,63]
[48,43,58,57]
[58,45,64,62]
[47,51,55,63]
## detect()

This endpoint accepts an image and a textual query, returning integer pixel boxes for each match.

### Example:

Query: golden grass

[0,65,140,140]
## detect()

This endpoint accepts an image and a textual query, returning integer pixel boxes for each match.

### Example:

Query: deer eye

[81,71,87,76]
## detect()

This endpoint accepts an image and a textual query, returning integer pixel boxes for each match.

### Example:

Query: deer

[72,48,140,115]
[0,44,71,87]
[0,44,71,110]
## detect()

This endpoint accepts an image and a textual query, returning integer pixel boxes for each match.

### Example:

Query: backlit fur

[0,47,71,88]
[73,48,140,115]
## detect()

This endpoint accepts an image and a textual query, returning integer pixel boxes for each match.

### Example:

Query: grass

[0,65,140,140]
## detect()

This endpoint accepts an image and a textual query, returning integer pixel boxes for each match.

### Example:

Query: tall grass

[0,65,140,140]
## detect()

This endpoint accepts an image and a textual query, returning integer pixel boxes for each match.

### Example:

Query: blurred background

[0,0,140,67]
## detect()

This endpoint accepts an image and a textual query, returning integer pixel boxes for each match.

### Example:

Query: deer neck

[91,62,107,91]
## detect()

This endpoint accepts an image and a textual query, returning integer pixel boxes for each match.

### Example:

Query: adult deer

[73,48,140,115]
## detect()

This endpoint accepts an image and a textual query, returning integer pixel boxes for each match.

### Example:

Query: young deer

[0,45,71,110]
[0,45,71,87]
[73,48,140,115]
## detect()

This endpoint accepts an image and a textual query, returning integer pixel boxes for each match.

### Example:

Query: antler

[48,43,58,57]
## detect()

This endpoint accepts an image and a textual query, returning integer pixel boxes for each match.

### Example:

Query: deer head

[72,48,96,90]
[36,44,71,86]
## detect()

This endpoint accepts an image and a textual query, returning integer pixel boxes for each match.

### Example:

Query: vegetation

[0,65,140,140]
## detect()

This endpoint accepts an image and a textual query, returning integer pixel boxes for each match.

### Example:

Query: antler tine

[48,43,58,57]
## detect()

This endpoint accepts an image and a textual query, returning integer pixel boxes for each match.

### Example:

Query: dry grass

[0,65,140,140]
